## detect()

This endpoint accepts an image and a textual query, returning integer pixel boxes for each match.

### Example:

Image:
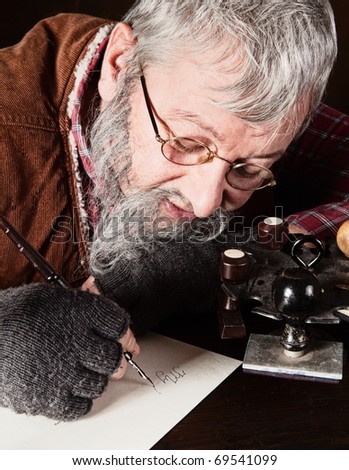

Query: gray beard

[87,68,229,275]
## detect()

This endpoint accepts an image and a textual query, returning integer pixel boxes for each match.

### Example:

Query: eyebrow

[167,108,226,141]
[166,108,284,162]
[241,151,284,162]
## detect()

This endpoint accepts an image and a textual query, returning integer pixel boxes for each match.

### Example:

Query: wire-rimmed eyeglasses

[140,74,276,191]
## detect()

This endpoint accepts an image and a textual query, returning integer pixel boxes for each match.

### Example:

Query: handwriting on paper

[155,366,186,385]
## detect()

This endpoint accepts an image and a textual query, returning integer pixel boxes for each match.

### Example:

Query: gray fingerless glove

[0,283,129,421]
[92,239,223,333]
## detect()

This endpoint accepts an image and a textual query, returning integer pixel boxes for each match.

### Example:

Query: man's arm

[286,200,349,238]
[92,239,224,334]
[276,103,349,238]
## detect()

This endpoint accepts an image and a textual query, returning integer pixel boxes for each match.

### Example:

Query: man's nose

[186,160,228,218]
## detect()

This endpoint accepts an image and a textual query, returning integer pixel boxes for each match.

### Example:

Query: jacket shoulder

[0,13,115,125]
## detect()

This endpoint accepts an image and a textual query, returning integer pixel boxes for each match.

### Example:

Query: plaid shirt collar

[70,35,110,179]
[69,33,111,228]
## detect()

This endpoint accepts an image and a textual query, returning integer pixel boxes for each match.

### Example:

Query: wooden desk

[153,308,349,450]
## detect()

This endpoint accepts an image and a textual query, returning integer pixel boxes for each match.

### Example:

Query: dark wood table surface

[152,305,349,450]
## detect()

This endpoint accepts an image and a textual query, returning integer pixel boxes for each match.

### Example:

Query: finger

[118,328,140,357]
[46,395,93,421]
[86,295,129,341]
[72,368,109,399]
[80,333,122,375]
[287,223,308,235]
[288,225,317,248]
[81,276,101,295]
[110,355,128,380]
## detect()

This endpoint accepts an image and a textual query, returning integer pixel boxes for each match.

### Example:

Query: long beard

[87,69,229,275]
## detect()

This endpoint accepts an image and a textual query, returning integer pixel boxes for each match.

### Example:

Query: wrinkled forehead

[143,47,309,143]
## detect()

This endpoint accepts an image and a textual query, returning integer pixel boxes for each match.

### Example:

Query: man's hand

[111,327,140,380]
[81,275,140,379]
[287,223,309,236]
[0,283,137,421]
[81,275,100,295]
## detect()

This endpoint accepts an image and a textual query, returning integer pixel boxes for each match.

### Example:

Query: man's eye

[163,137,210,164]
[234,164,261,179]
[169,138,204,155]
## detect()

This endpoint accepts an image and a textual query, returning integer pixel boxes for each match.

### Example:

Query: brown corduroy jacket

[0,14,113,288]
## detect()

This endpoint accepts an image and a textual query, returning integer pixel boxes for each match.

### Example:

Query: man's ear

[98,23,136,103]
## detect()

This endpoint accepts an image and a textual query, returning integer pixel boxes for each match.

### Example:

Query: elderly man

[1,0,348,421]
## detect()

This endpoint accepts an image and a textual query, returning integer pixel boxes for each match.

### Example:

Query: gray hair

[123,0,337,130]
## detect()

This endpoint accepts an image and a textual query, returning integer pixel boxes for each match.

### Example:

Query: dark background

[1,0,348,115]
[1,3,349,450]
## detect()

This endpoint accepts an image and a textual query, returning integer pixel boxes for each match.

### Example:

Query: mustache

[88,186,230,275]
[155,188,194,214]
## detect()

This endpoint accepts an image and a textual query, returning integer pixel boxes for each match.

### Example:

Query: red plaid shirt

[70,35,110,228]
[278,104,349,239]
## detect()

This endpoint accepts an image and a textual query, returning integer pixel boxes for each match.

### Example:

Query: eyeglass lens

[161,137,273,190]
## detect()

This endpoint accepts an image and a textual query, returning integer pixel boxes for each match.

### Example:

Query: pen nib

[124,352,155,387]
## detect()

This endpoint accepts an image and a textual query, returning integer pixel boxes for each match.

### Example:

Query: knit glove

[0,283,129,421]
[92,239,223,333]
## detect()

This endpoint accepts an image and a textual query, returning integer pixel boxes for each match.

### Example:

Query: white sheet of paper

[0,333,241,450]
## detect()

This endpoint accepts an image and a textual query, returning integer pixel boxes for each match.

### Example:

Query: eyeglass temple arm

[140,75,160,137]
